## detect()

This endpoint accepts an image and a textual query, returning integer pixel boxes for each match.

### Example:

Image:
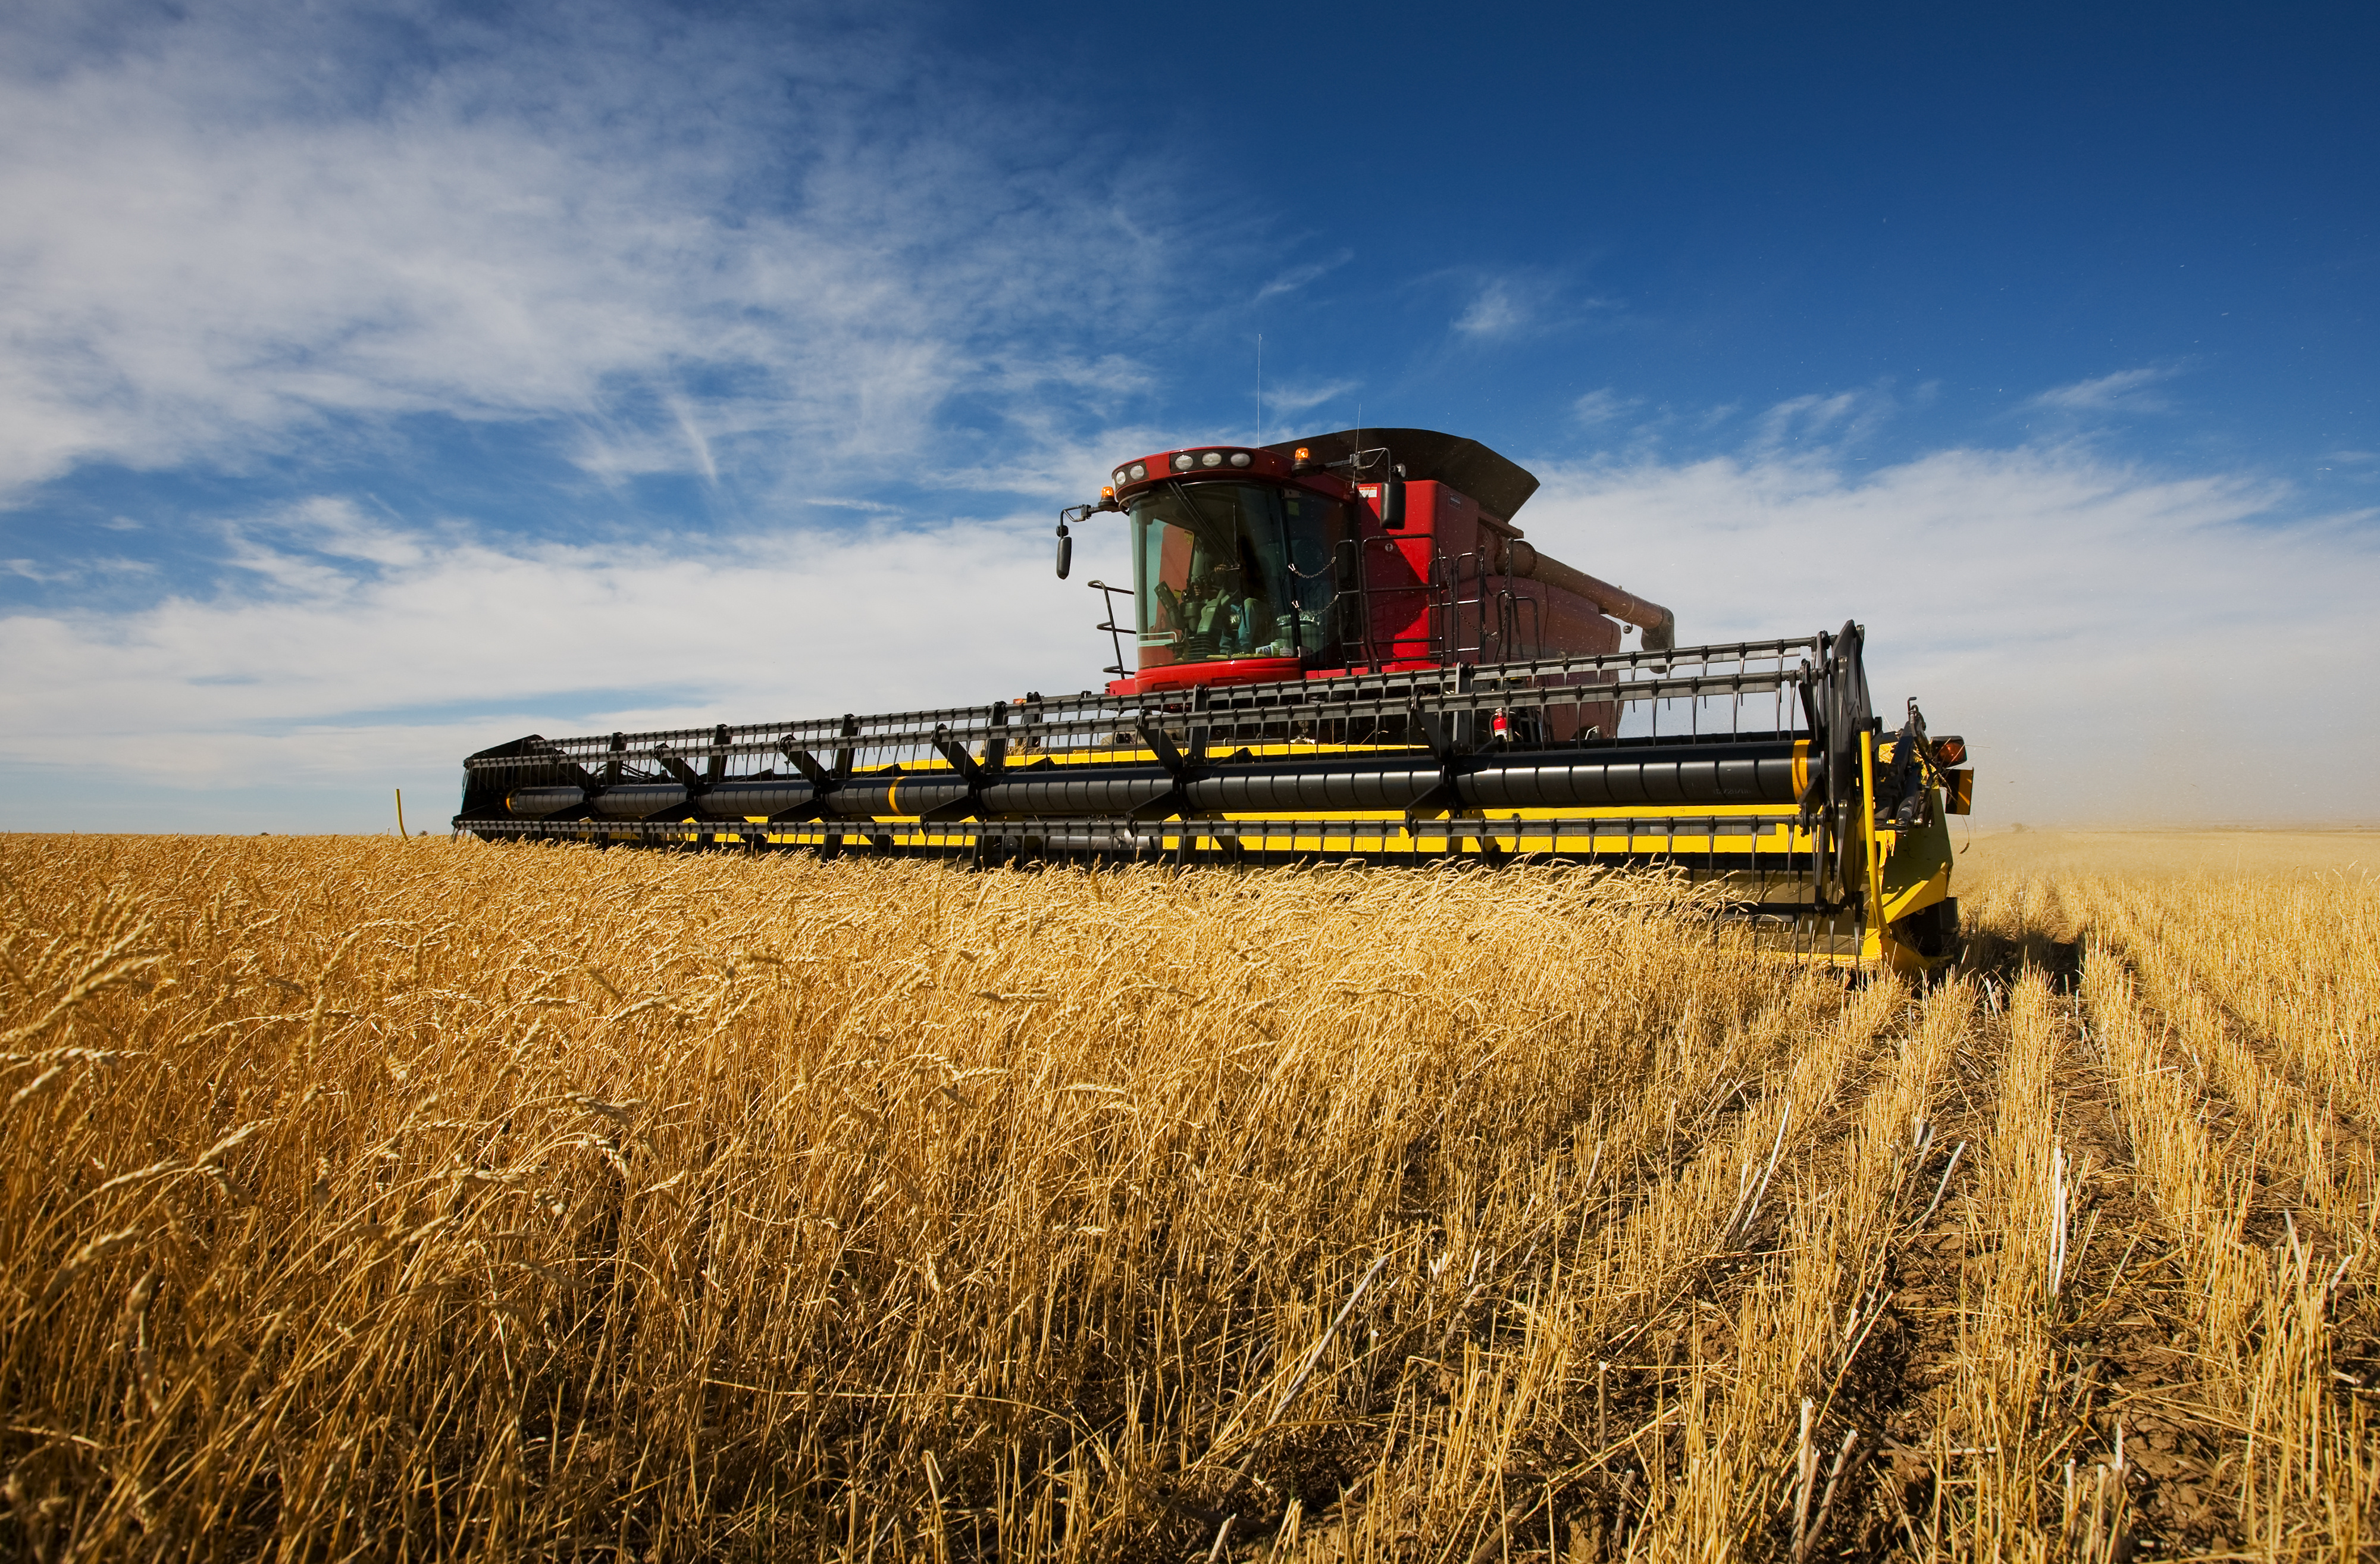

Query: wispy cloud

[1746,384,1914,452]
[1573,388,1644,427]
[1454,279,1531,339]
[4,4,2368,839]
[0,499,1138,829]
[0,1,1183,506]
[1450,270,1617,342]
[1263,378,1360,418]
[1753,391,1863,445]
[802,497,907,515]
[1255,251,1352,304]
[669,399,720,487]
[2028,365,2178,414]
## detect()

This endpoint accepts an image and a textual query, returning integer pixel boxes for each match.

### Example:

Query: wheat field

[1,829,2375,1561]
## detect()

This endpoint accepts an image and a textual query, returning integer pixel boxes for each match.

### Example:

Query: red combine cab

[1060,428,1674,716]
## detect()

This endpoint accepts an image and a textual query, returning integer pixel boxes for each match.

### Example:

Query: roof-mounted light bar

[1110,448,1264,487]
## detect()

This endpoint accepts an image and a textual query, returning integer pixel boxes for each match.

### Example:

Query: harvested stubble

[0,830,2373,1562]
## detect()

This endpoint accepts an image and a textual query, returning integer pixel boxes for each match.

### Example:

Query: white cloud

[1454,279,1530,339]
[0,1,1178,504]
[803,497,908,515]
[3,8,2365,837]
[1255,251,1352,304]
[0,501,1142,831]
[668,398,719,487]
[1752,391,1860,445]
[1262,378,1361,419]
[1573,388,1642,427]
[2029,365,2177,414]
[1517,444,2380,826]
[10,443,2372,833]
[1748,387,1905,451]
[1450,270,1617,342]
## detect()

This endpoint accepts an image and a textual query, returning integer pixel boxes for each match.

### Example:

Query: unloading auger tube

[453,625,1976,970]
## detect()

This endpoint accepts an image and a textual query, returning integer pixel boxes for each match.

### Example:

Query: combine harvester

[455,430,1972,969]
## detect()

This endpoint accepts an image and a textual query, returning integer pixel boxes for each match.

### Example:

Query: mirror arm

[1058,495,1124,527]
[1056,494,1123,579]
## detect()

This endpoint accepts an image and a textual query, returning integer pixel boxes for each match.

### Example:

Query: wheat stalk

[0,831,2369,1559]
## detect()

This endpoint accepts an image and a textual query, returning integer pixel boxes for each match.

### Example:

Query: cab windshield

[1129,481,1349,671]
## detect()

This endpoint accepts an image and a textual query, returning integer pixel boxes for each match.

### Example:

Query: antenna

[1255,333,1263,446]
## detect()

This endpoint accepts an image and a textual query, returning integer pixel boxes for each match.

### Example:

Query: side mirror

[1379,474,1405,530]
[1054,525,1073,580]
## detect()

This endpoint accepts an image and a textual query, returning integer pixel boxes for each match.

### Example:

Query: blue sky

[2,0,2374,831]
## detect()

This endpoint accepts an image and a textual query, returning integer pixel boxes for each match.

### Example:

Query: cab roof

[1258,428,1540,521]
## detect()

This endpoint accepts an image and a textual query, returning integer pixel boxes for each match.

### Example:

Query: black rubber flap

[1260,428,1541,521]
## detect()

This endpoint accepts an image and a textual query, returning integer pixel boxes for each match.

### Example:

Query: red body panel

[1100,446,1623,715]
[1131,656,1304,693]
